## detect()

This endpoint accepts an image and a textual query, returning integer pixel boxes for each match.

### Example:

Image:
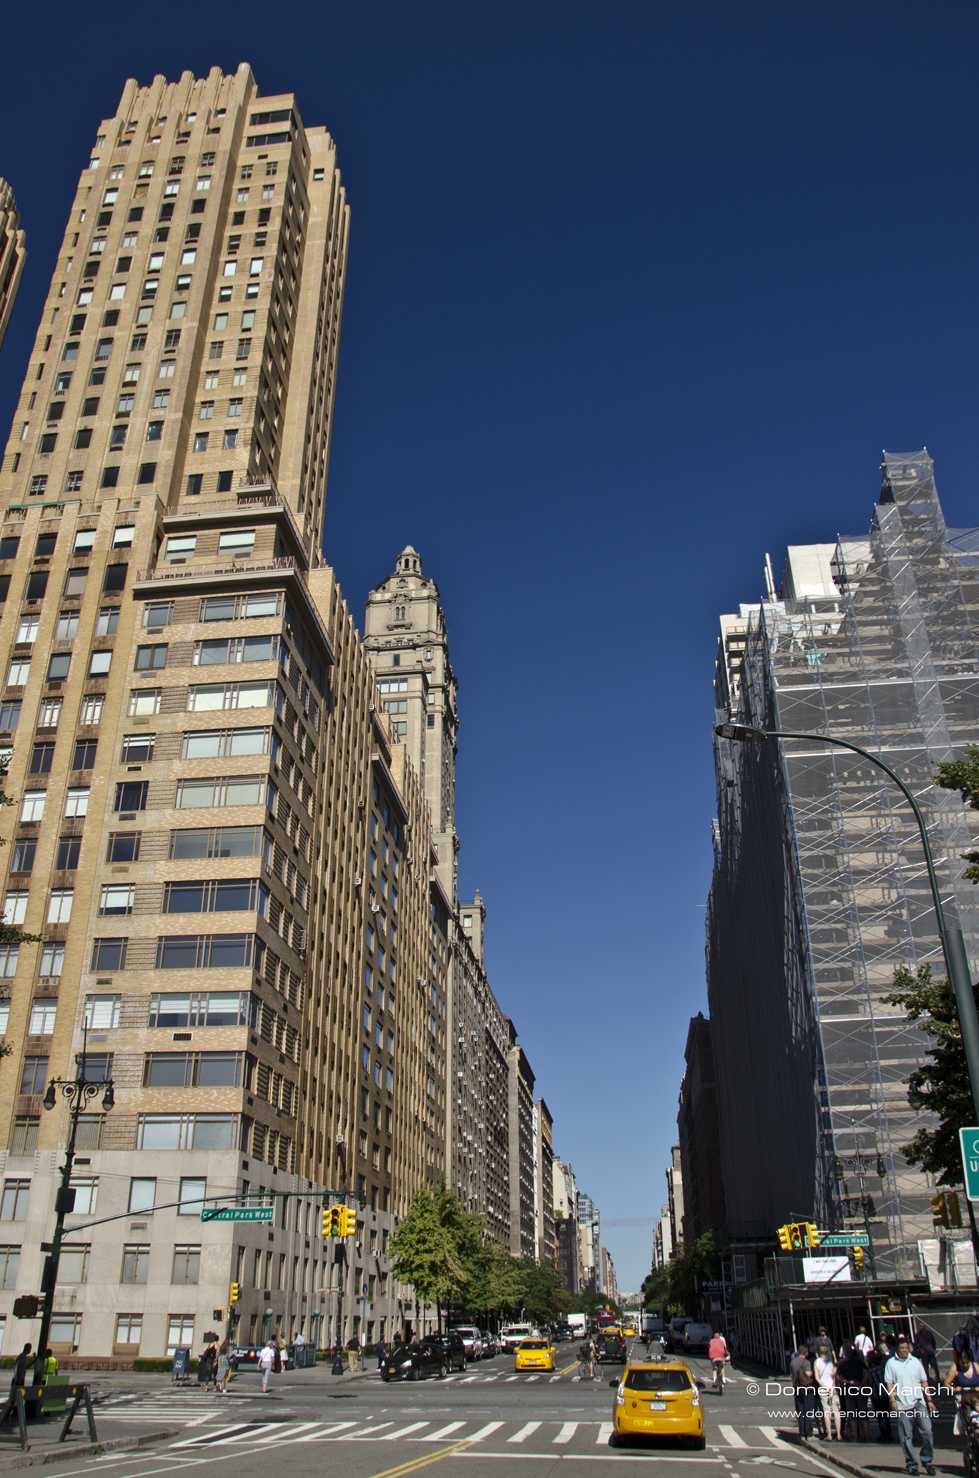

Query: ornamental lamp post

[35,1028,115,1386]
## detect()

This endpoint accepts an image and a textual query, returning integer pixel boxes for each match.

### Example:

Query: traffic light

[337,1206,356,1237]
[804,1223,820,1248]
[853,1248,865,1273]
[777,1225,793,1250]
[931,1192,950,1228]
[788,1224,804,1251]
[322,1206,339,1237]
[229,1282,239,1305]
[948,1191,963,1228]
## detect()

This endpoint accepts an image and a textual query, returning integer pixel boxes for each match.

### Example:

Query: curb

[799,1438,905,1478]
[0,1427,182,1471]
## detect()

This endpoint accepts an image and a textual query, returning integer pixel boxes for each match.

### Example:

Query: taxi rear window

[521,1340,548,1349]
[625,1369,692,1392]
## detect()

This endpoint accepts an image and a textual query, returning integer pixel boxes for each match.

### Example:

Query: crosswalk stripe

[422,1422,466,1442]
[508,1422,541,1443]
[170,1425,258,1448]
[718,1425,749,1448]
[525,1375,540,1382]
[758,1426,794,1450]
[216,1423,284,1444]
[504,1374,518,1382]
[342,1422,394,1439]
[247,1422,323,1443]
[554,1423,578,1444]
[380,1423,430,1441]
[549,1375,561,1382]
[596,1423,614,1444]
[469,1422,504,1442]
[293,1422,357,1441]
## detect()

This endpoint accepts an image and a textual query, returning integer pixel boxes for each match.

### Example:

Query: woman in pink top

[709,1333,728,1393]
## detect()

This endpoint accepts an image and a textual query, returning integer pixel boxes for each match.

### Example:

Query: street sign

[959,1127,979,1201]
[816,1231,869,1247]
[200,1206,274,1223]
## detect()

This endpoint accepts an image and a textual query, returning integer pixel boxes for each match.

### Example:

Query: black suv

[381,1333,467,1381]
[595,1333,627,1364]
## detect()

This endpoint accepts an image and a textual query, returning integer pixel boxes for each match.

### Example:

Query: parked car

[479,1331,497,1358]
[382,1335,464,1381]
[450,1326,484,1360]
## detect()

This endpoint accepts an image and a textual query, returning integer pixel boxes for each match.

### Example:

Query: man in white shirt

[258,1340,274,1394]
[885,1337,937,1475]
[854,1325,874,1359]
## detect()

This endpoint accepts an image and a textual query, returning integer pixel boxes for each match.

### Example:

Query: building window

[172,1245,201,1284]
[115,1314,141,1351]
[72,739,97,770]
[47,890,73,924]
[39,944,64,978]
[28,1000,56,1035]
[178,1177,207,1216]
[114,781,148,812]
[84,994,121,1030]
[55,836,80,869]
[166,1315,195,1356]
[20,1058,48,1095]
[128,1178,156,1214]
[121,1244,150,1284]
[90,939,127,972]
[2,892,28,926]
[88,651,112,678]
[99,885,135,916]
[64,787,90,817]
[49,1314,82,1352]
[106,833,141,863]
[135,644,167,671]
[11,1119,38,1156]
[70,1178,98,1215]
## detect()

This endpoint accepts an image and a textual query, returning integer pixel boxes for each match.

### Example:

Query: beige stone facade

[364,550,514,1245]
[0,180,26,358]
[507,1026,536,1259]
[0,66,447,1359]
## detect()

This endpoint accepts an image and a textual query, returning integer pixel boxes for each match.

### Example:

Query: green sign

[817,1232,869,1247]
[959,1127,979,1202]
[200,1206,274,1223]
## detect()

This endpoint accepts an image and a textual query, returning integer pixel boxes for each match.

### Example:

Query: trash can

[172,1347,191,1381]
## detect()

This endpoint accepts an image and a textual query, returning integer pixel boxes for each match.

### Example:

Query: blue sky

[2,2,979,1292]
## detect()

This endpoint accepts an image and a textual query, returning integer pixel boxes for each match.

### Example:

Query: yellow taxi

[514,1337,555,1373]
[623,1323,637,1338]
[611,1359,704,1449]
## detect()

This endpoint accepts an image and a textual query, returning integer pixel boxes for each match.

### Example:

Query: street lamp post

[716,722,979,1252]
[36,1031,115,1387]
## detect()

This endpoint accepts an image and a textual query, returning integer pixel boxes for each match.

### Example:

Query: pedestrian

[885,1335,938,1475]
[258,1340,274,1394]
[709,1332,728,1395]
[42,1348,58,1382]
[198,1343,217,1387]
[954,1327,975,1365]
[913,1327,941,1393]
[376,1338,388,1370]
[837,1340,869,1442]
[854,1326,874,1360]
[347,1334,361,1374]
[790,1343,816,1438]
[217,1337,231,1394]
[867,1344,893,1443]
[10,1343,30,1396]
[815,1345,842,1440]
[272,1339,282,1374]
[813,1327,833,1361]
[944,1347,979,1451]
[579,1338,594,1380]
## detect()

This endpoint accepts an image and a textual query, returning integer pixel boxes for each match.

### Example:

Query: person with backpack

[580,1338,594,1380]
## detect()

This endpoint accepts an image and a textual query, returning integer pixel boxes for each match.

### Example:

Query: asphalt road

[20,1346,855,1478]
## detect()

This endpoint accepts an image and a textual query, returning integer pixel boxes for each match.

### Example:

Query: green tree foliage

[643,1230,721,1316]
[390,1179,570,1325]
[935,746,979,883]
[881,963,975,1184]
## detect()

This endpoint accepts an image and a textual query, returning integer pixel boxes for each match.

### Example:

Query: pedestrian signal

[229,1282,239,1305]
[12,1296,39,1318]
[931,1192,950,1228]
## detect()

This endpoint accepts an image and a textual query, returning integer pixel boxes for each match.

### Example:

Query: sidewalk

[800,1411,964,1478]
[0,1419,181,1471]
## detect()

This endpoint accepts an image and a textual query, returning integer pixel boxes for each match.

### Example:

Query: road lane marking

[758,1427,795,1451]
[554,1423,578,1444]
[469,1422,504,1441]
[718,1426,750,1447]
[421,1422,466,1441]
[508,1423,541,1443]
[342,1422,395,1439]
[596,1423,613,1444]
[380,1423,431,1441]
[170,1425,264,1448]
[363,1436,477,1478]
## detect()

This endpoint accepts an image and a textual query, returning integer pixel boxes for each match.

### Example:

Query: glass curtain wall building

[708,450,979,1279]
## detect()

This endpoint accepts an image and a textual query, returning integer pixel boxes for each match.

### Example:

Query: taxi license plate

[649,1401,667,1410]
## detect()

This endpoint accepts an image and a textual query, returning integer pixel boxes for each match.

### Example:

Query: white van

[683,1322,715,1354]
[500,1323,538,1351]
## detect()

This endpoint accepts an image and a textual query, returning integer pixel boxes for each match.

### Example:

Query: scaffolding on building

[709,450,979,1280]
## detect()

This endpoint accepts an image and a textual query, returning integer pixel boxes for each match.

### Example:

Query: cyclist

[709,1331,728,1395]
